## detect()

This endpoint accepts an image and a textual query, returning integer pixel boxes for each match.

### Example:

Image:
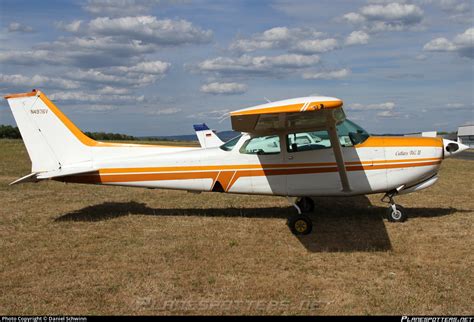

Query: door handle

[288,156,294,160]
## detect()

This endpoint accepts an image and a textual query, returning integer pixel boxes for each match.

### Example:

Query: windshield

[220,135,242,151]
[337,119,370,146]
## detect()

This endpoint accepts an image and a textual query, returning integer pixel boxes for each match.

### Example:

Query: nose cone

[443,139,470,157]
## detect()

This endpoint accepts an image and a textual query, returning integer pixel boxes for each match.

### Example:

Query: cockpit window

[337,120,370,146]
[219,135,242,151]
[240,135,280,155]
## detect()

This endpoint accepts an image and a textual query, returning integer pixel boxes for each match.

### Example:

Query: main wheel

[288,215,313,235]
[296,197,315,213]
[386,204,407,222]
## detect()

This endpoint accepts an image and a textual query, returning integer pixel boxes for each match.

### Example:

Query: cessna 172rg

[5,90,468,234]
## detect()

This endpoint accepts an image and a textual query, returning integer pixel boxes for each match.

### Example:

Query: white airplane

[5,89,469,235]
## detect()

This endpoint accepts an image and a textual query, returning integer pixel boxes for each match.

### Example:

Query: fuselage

[57,132,445,197]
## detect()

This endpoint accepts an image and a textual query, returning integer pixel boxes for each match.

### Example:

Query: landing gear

[382,191,407,222]
[296,197,315,213]
[386,204,407,222]
[287,197,314,235]
[288,214,312,235]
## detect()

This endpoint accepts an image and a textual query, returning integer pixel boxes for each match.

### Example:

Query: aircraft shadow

[55,196,459,253]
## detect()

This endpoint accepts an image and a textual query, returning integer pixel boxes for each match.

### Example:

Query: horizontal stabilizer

[36,165,96,179]
[10,173,39,185]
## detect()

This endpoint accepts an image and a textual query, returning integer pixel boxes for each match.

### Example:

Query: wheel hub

[295,220,308,233]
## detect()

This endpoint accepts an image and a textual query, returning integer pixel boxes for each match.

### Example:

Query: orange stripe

[356,136,443,148]
[61,160,442,192]
[99,157,442,174]
[4,91,38,99]
[230,100,343,116]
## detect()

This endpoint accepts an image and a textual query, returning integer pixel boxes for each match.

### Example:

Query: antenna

[264,97,272,103]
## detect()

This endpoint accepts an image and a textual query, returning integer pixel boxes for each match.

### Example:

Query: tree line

[0,124,141,141]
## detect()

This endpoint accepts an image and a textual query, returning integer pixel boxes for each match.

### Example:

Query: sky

[0,0,472,136]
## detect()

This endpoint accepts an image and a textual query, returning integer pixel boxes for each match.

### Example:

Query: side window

[287,131,331,153]
[240,135,281,155]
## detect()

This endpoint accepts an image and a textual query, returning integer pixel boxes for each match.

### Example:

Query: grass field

[0,139,472,315]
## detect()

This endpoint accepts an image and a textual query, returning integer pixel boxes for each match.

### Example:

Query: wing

[230,96,351,192]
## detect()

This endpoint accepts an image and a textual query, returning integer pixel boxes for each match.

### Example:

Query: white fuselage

[60,133,444,197]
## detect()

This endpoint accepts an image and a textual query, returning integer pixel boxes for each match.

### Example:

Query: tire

[288,215,313,235]
[296,197,315,213]
[386,204,407,222]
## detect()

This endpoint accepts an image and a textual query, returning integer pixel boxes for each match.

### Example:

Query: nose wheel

[382,192,407,222]
[296,197,315,213]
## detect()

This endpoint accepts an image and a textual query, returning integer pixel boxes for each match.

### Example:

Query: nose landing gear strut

[382,190,407,222]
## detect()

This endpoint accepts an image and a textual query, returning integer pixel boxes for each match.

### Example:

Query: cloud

[49,91,145,104]
[302,68,351,80]
[0,73,81,90]
[376,110,399,118]
[342,3,424,33]
[97,86,131,95]
[229,26,325,53]
[7,22,34,33]
[292,38,339,54]
[65,16,213,46]
[83,0,163,16]
[56,20,83,33]
[348,102,396,111]
[347,101,400,118]
[345,31,370,45]
[187,109,230,120]
[195,54,320,77]
[65,60,170,87]
[146,107,182,115]
[423,28,474,58]
[117,60,170,74]
[0,50,62,65]
[3,16,211,70]
[200,82,248,95]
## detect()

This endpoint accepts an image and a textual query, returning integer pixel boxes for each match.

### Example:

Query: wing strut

[326,112,351,192]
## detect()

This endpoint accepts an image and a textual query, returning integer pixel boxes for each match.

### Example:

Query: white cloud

[68,16,213,46]
[97,86,131,95]
[423,37,457,51]
[195,54,320,77]
[343,3,424,33]
[348,102,396,111]
[66,60,170,87]
[9,16,211,69]
[200,82,248,95]
[56,20,83,33]
[0,73,81,90]
[292,38,339,54]
[7,22,34,33]
[117,60,170,74]
[345,31,370,46]
[229,27,324,53]
[423,28,473,58]
[302,68,351,80]
[377,110,398,118]
[0,50,63,65]
[146,107,182,115]
[49,91,145,104]
[83,0,162,16]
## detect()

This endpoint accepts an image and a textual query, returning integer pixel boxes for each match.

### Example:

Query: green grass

[0,139,473,315]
